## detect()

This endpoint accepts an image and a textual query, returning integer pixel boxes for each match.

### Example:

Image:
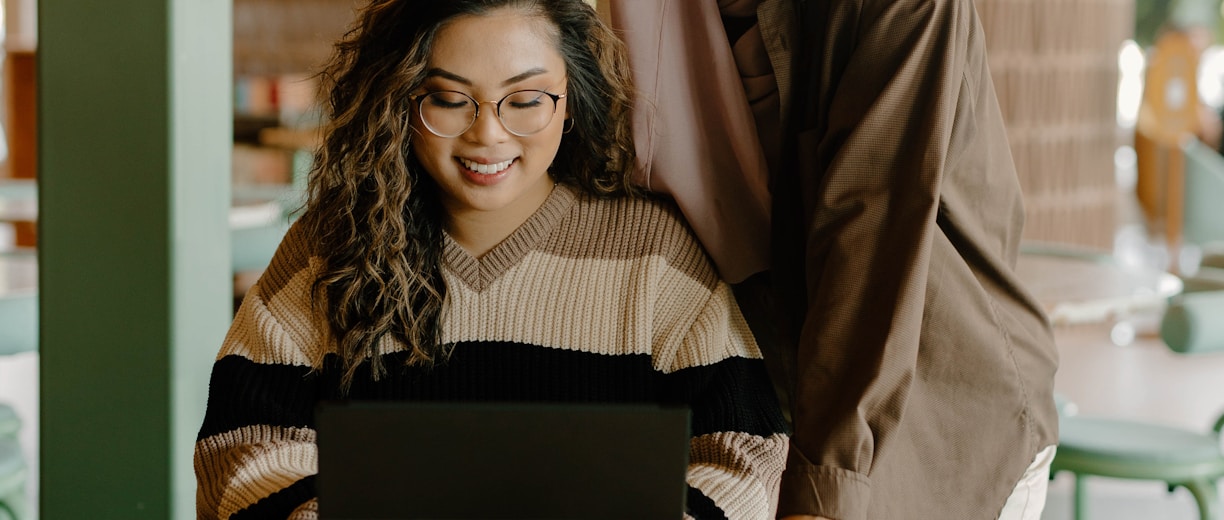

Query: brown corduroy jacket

[606,0,1060,518]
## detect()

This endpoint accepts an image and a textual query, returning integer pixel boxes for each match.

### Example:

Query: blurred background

[2,0,1224,518]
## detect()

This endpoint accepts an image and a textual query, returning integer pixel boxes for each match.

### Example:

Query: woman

[194,1,788,518]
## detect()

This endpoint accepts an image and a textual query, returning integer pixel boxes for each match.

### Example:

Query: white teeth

[460,158,513,175]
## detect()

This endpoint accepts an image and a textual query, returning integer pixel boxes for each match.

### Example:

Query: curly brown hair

[299,0,636,391]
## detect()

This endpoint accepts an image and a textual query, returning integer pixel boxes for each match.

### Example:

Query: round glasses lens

[498,90,557,136]
[419,91,476,137]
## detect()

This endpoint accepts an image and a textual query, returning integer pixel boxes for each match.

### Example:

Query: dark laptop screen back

[315,401,691,520]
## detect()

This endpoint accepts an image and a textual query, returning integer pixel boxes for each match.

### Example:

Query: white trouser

[997,444,1058,520]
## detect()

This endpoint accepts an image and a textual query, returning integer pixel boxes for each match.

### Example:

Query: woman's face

[411,10,567,221]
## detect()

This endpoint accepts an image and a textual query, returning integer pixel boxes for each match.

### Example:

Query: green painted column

[38,1,231,519]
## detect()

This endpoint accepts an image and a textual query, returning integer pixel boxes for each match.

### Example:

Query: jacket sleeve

[776,0,986,518]
[194,225,325,520]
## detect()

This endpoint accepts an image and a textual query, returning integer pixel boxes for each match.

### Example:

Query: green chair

[0,261,36,520]
[230,184,301,273]
[1162,269,1224,355]
[0,406,16,441]
[0,291,36,358]
[0,439,26,520]
[1051,270,1224,520]
[1182,140,1224,251]
[0,388,25,520]
[1051,409,1224,520]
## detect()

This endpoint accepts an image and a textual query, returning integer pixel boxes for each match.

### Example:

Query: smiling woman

[192,1,790,519]
[407,11,568,252]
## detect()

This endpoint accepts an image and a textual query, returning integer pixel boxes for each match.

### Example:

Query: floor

[1040,320,1224,519]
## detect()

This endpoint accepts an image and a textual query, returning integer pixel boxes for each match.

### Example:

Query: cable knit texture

[195,185,789,519]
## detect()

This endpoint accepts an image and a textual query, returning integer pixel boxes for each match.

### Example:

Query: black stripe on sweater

[319,342,661,402]
[687,485,730,520]
[201,341,787,440]
[197,355,319,440]
[665,356,790,437]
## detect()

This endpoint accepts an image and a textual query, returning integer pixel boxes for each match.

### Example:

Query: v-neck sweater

[195,185,790,520]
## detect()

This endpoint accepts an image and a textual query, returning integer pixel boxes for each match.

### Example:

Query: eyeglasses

[409,88,567,138]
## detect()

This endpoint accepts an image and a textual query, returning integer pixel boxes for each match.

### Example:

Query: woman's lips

[456,157,517,186]
[459,157,514,174]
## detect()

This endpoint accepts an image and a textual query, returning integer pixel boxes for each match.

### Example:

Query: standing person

[194,1,789,518]
[605,0,1060,518]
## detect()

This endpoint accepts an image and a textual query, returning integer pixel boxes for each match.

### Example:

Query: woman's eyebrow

[424,67,549,87]
[424,68,472,85]
[500,67,548,86]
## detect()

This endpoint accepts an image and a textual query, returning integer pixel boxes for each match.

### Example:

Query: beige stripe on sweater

[442,252,760,372]
[221,188,759,373]
[194,425,317,520]
[689,431,789,520]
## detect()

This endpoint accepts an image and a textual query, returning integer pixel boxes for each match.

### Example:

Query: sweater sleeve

[685,349,788,516]
[194,226,325,520]
[657,270,791,520]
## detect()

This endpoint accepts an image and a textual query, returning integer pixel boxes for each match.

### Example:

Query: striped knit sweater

[194,185,790,520]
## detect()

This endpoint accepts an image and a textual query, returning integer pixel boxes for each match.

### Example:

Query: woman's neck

[444,181,556,258]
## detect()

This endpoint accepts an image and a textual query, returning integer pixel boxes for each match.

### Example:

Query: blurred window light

[1114,144,1138,190]
[1120,39,1146,76]
[1199,45,1224,110]
[1118,39,1145,128]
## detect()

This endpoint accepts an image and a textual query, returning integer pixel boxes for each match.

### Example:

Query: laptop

[315,401,691,520]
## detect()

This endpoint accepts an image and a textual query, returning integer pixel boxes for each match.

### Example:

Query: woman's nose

[464,101,511,143]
